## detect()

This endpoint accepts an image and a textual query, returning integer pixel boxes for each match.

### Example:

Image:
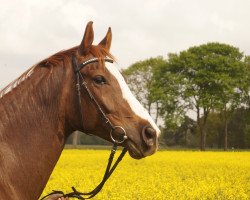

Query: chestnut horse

[0,22,160,200]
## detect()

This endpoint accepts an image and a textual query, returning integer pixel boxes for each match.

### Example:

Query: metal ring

[110,126,128,144]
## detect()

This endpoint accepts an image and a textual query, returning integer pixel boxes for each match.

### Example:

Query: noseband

[41,56,128,200]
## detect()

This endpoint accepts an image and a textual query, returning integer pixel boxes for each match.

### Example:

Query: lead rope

[40,55,127,200]
[40,146,127,200]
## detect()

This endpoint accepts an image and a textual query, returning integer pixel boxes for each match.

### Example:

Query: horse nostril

[142,125,156,147]
[145,127,155,139]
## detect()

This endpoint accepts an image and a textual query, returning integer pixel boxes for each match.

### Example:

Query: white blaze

[105,63,160,136]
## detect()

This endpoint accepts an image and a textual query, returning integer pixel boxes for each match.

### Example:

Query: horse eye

[93,75,107,85]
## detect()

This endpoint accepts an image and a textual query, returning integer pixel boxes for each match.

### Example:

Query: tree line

[123,42,250,151]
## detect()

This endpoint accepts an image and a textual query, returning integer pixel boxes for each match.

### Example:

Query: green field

[42,150,250,200]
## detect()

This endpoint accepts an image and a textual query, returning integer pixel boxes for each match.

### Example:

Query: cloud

[1,0,250,88]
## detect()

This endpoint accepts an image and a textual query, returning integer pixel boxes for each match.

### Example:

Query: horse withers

[0,21,160,200]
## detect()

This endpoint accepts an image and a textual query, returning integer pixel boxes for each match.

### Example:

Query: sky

[1,0,250,89]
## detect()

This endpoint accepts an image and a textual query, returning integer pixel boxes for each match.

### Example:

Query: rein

[41,56,128,200]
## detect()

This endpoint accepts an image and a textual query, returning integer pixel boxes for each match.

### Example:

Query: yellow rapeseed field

[42,150,250,200]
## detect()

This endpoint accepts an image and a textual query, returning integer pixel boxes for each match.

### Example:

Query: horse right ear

[78,21,94,56]
[99,27,112,51]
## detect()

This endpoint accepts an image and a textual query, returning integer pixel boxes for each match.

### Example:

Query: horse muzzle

[125,125,158,159]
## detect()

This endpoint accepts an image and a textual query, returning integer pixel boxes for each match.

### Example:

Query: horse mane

[37,45,115,68]
[0,66,36,98]
[0,45,115,98]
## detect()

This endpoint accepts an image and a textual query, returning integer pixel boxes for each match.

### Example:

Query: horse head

[67,22,160,159]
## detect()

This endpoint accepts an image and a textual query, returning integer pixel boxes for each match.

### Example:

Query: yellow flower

[42,150,250,200]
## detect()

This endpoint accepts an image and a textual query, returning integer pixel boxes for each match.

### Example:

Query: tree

[243,56,250,108]
[156,42,248,150]
[123,57,165,123]
[72,131,79,147]
[160,115,197,147]
[213,49,248,151]
[228,107,250,149]
[205,112,224,148]
[175,116,197,146]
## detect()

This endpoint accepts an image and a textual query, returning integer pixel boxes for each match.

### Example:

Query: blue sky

[1,0,250,89]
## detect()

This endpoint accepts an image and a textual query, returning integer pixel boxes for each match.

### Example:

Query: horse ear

[98,27,112,51]
[78,21,94,56]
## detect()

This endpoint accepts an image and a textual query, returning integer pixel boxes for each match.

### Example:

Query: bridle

[72,56,128,144]
[41,55,128,200]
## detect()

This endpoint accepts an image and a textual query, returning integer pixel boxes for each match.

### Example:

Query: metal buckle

[110,126,128,144]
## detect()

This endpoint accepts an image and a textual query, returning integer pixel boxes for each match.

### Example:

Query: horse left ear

[98,27,112,51]
[78,21,94,56]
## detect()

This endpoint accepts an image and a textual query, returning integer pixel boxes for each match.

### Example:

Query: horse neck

[0,62,73,199]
